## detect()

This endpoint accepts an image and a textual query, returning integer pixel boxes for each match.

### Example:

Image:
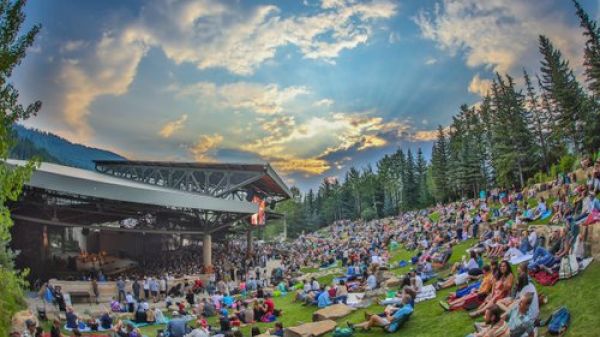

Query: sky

[13,0,599,191]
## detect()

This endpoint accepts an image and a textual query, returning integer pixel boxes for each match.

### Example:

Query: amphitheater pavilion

[7,159,291,281]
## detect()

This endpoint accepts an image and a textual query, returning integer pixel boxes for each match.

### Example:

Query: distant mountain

[11,124,126,170]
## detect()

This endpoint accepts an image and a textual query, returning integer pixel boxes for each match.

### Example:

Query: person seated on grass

[99,309,113,329]
[432,243,453,269]
[166,312,190,337]
[112,320,142,337]
[497,264,539,321]
[366,271,378,291]
[317,286,332,308]
[504,240,524,262]
[134,300,147,323]
[238,302,254,323]
[154,307,168,324]
[469,260,514,318]
[110,297,121,312]
[466,304,509,337]
[440,265,494,311]
[436,251,483,290]
[504,293,536,337]
[475,293,535,337]
[50,319,62,337]
[184,320,209,337]
[347,294,413,332]
[528,228,569,272]
[268,322,284,337]
[416,257,436,282]
[335,280,349,304]
[65,307,82,330]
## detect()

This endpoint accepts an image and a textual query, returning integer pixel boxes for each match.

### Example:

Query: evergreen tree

[523,69,550,172]
[0,1,41,333]
[573,0,600,97]
[539,35,589,153]
[430,126,449,202]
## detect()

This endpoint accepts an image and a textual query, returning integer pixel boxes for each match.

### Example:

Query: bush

[361,207,377,221]
[558,154,577,173]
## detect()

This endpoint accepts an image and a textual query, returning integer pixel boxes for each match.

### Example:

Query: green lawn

[51,241,600,337]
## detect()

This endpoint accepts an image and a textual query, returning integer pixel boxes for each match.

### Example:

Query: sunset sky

[14,0,598,190]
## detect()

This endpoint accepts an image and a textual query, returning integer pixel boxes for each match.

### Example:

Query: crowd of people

[17,161,600,337]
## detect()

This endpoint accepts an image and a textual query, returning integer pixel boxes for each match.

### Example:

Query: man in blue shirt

[166,312,189,337]
[347,294,413,331]
[317,288,332,308]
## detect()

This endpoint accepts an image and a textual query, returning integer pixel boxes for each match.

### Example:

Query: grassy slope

[52,242,600,337]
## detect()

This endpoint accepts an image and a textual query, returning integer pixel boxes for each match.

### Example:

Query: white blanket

[415,284,436,303]
[510,254,533,265]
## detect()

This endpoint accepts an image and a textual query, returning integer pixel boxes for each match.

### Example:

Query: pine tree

[523,69,550,171]
[431,125,449,202]
[573,0,600,97]
[538,35,589,154]
[415,148,430,207]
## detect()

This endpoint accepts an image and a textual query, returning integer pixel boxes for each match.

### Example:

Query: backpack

[546,306,570,335]
[332,327,354,337]
[559,254,579,280]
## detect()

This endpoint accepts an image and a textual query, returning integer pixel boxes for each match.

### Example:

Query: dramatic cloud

[58,29,152,140]
[189,133,224,161]
[415,0,585,76]
[56,0,397,141]
[173,82,309,115]
[159,114,188,138]
[139,0,398,75]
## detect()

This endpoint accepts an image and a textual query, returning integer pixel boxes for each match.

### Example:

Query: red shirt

[265,298,275,313]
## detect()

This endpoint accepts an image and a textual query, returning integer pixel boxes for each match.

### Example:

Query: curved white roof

[6,159,258,214]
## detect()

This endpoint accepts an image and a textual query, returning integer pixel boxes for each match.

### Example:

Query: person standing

[132,278,141,301]
[116,277,126,303]
[91,278,99,304]
[143,277,150,299]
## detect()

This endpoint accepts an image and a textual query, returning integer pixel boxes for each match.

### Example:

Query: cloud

[60,40,87,53]
[235,110,431,176]
[468,73,493,97]
[58,29,152,140]
[424,57,437,65]
[173,81,309,115]
[314,98,335,107]
[270,157,331,175]
[189,133,224,161]
[138,0,398,75]
[388,31,401,44]
[414,0,585,76]
[159,114,188,138]
[411,129,438,141]
[55,0,397,141]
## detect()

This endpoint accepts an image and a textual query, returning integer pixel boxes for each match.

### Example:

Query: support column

[203,233,213,273]
[246,228,253,256]
[283,216,287,241]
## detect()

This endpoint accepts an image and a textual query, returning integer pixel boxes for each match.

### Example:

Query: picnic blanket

[510,254,533,265]
[415,284,436,303]
[347,293,370,308]
[530,270,559,286]
[580,257,594,270]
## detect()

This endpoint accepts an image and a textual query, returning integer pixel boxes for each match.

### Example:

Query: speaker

[269,200,276,210]
[82,228,90,236]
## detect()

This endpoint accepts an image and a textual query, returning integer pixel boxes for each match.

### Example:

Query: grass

[47,241,600,337]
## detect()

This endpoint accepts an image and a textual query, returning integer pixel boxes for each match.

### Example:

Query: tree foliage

[0,0,41,334]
